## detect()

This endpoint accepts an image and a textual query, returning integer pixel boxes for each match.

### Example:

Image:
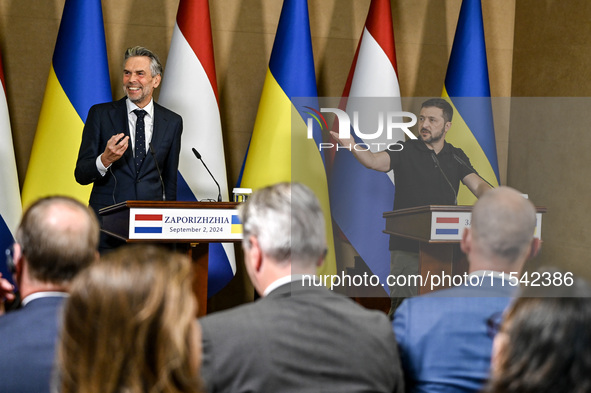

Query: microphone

[149,143,166,201]
[192,148,222,202]
[110,166,118,205]
[453,153,496,189]
[431,152,457,205]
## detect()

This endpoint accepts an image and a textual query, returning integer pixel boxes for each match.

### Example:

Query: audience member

[0,272,16,313]
[0,196,99,393]
[393,187,539,393]
[57,245,202,393]
[485,271,591,393]
[199,182,404,393]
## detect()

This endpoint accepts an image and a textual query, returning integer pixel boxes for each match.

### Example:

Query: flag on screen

[239,0,336,277]
[328,0,402,289]
[21,0,111,208]
[0,50,21,285]
[159,0,236,297]
[443,0,500,205]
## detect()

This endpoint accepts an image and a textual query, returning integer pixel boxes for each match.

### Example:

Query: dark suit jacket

[0,296,66,393]
[393,277,514,393]
[75,97,182,218]
[200,281,404,393]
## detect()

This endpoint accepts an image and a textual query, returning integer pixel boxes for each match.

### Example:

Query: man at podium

[75,46,183,252]
[330,98,491,315]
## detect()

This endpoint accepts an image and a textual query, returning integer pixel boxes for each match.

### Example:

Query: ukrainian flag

[443,0,500,205]
[239,0,336,276]
[22,0,111,208]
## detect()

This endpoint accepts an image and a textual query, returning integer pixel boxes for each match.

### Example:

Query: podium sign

[384,205,544,243]
[100,201,242,317]
[384,205,546,294]
[100,201,242,243]
[129,208,242,240]
[428,210,543,241]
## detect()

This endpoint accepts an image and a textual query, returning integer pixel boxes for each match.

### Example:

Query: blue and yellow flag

[239,0,336,276]
[443,0,500,205]
[22,0,111,208]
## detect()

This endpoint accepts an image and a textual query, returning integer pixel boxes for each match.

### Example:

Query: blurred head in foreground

[58,245,202,393]
[486,271,591,393]
[238,182,327,294]
[461,186,539,273]
[14,195,99,295]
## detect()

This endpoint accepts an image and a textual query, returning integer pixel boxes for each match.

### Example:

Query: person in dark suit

[393,187,540,393]
[199,182,404,393]
[75,46,182,251]
[0,196,99,393]
[330,98,493,316]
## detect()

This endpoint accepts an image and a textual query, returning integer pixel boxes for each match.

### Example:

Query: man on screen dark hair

[331,97,493,315]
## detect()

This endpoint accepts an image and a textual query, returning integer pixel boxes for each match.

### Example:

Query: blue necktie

[133,109,147,174]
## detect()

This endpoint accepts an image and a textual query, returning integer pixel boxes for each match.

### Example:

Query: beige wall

[509,0,591,280]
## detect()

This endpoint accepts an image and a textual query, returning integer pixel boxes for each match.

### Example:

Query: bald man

[393,187,540,393]
[199,183,404,393]
[0,196,100,393]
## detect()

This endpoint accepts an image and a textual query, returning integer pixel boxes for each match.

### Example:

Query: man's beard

[420,128,444,144]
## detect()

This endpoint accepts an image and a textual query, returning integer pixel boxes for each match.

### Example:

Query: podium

[383,205,546,294]
[100,201,242,316]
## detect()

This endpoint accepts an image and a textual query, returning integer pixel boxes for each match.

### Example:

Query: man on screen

[331,98,492,314]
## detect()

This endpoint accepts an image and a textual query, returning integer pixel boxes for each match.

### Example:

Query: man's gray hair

[471,186,536,263]
[238,182,327,267]
[124,46,163,77]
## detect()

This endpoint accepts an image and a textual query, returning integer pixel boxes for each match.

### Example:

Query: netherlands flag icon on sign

[435,216,460,235]
[134,214,163,234]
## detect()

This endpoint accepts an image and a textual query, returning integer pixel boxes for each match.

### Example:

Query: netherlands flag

[0,49,21,285]
[434,216,461,236]
[159,0,236,297]
[329,0,403,290]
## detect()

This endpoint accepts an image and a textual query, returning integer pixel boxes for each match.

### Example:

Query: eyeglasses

[486,312,503,338]
[5,244,16,274]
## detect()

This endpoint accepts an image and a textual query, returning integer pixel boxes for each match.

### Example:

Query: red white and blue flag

[329,0,402,290]
[0,49,21,284]
[133,214,164,234]
[159,0,236,296]
[430,211,470,240]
